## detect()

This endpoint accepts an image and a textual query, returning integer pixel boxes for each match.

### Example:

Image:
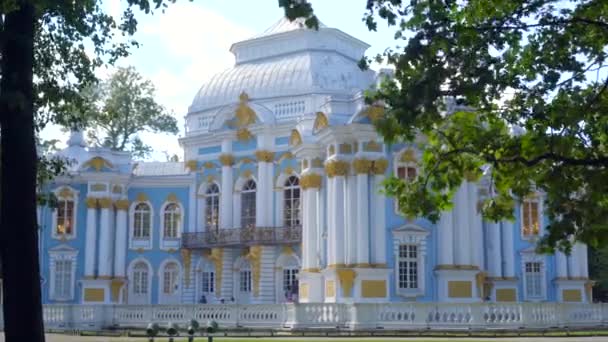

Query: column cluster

[84,197,129,279]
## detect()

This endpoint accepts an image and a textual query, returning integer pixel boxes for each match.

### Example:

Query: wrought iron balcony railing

[181,225,302,249]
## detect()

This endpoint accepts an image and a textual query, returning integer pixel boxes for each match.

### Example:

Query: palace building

[40,17,591,307]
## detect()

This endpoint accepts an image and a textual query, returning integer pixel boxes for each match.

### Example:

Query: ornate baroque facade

[40,17,591,306]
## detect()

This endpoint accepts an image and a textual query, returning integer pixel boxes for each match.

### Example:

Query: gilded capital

[255,150,274,163]
[98,197,113,209]
[301,173,322,189]
[325,160,350,178]
[353,158,373,174]
[236,128,254,141]
[219,154,235,166]
[372,158,389,175]
[185,160,198,172]
[114,199,130,211]
[85,197,98,209]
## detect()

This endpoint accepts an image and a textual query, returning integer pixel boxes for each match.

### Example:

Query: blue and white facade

[39,17,591,307]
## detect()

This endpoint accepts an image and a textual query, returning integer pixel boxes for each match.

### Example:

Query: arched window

[163,262,179,295]
[522,196,540,237]
[56,198,75,237]
[133,262,149,295]
[283,176,301,227]
[241,180,256,229]
[205,184,220,232]
[163,203,181,238]
[133,203,151,239]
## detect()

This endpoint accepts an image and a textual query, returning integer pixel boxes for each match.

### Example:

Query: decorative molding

[136,193,149,202]
[98,197,113,209]
[328,145,335,155]
[255,150,275,163]
[91,183,107,192]
[209,248,223,297]
[299,283,309,300]
[245,245,262,297]
[186,160,198,172]
[496,288,517,302]
[363,140,382,152]
[313,111,329,131]
[112,185,122,194]
[301,173,322,189]
[83,157,114,172]
[85,197,98,209]
[353,158,373,174]
[311,158,324,168]
[448,281,472,298]
[289,130,302,147]
[83,288,104,302]
[219,154,235,166]
[283,166,294,175]
[372,159,389,175]
[58,187,74,198]
[325,160,349,178]
[239,157,255,165]
[336,269,356,298]
[325,280,335,297]
[363,105,385,121]
[400,149,417,163]
[203,161,218,169]
[282,245,294,256]
[181,249,192,288]
[241,169,253,179]
[338,143,352,154]
[114,199,130,211]
[236,128,254,141]
[277,151,294,162]
[235,91,256,127]
[361,280,387,298]
[166,193,178,203]
[206,175,215,183]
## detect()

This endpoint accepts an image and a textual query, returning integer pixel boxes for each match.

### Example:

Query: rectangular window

[522,200,540,237]
[134,211,150,238]
[525,262,543,298]
[282,269,299,292]
[54,260,72,300]
[398,244,418,290]
[397,166,417,181]
[239,270,251,292]
[202,271,214,293]
[56,200,74,236]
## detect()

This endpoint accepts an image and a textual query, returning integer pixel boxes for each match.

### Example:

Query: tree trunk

[0,2,45,342]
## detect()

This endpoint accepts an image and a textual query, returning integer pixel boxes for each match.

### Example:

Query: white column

[84,198,97,277]
[326,175,336,266]
[219,154,234,229]
[317,177,326,267]
[345,174,357,265]
[256,161,269,227]
[487,221,502,277]
[265,160,274,227]
[372,168,387,265]
[468,182,483,269]
[98,198,114,278]
[113,200,129,278]
[578,244,589,278]
[454,183,471,265]
[188,179,196,233]
[333,175,346,266]
[301,176,320,269]
[355,169,369,266]
[437,210,454,266]
[556,251,568,278]
[502,221,515,277]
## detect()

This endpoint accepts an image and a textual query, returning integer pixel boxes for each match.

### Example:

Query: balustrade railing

[182,226,302,248]
[30,302,608,331]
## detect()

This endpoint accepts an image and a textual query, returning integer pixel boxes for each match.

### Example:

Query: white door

[160,262,181,304]
[129,262,150,304]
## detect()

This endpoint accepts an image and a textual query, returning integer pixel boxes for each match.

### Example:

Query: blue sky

[45,0,398,161]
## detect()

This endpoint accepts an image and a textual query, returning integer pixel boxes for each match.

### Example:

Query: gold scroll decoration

[236,128,254,141]
[325,160,349,178]
[313,112,329,131]
[289,130,302,147]
[83,157,114,171]
[114,199,130,211]
[353,158,373,174]
[235,92,256,127]
[181,249,192,287]
[372,158,389,175]
[363,105,385,121]
[245,246,263,297]
[219,154,235,166]
[209,248,224,297]
[186,160,198,172]
[336,269,356,298]
[255,150,275,163]
[301,173,322,189]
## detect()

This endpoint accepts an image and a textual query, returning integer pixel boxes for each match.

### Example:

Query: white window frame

[129,201,153,250]
[48,245,78,301]
[239,269,252,293]
[397,244,419,290]
[205,183,220,232]
[393,148,419,215]
[392,225,429,297]
[520,248,547,301]
[283,176,301,228]
[158,259,182,304]
[133,262,150,296]
[159,201,184,250]
[201,270,215,294]
[128,258,152,304]
[241,180,256,229]
[520,194,543,240]
[51,187,79,240]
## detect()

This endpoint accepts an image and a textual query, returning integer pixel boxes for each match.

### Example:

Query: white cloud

[42,2,254,162]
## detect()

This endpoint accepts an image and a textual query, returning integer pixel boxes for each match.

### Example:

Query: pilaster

[113,199,129,279]
[219,153,234,229]
[97,197,114,278]
[84,197,98,277]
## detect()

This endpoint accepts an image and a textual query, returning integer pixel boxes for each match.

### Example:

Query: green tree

[281,0,607,252]
[0,1,180,341]
[357,0,607,253]
[78,66,178,159]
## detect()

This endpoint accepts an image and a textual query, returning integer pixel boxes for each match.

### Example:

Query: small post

[146,322,159,342]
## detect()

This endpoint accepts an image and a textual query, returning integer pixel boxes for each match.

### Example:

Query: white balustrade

[26,302,608,332]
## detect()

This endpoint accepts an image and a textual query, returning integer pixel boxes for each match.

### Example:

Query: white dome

[187,17,374,114]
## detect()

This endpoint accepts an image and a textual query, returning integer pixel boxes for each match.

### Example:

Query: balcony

[181,226,302,249]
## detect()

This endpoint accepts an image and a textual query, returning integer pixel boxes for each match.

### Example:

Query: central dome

[187,17,374,114]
